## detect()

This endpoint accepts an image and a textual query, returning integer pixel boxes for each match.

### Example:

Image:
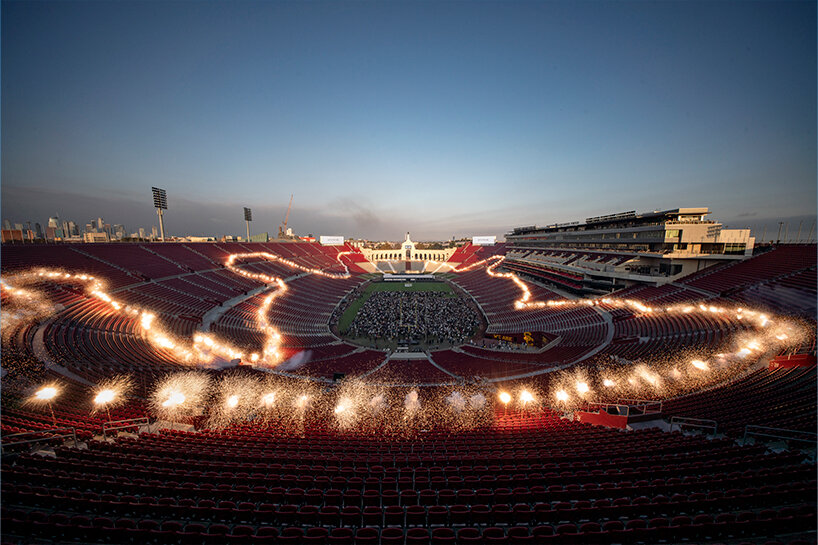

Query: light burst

[150,372,211,422]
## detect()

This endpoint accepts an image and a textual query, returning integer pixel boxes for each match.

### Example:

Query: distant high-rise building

[45,226,57,241]
[48,216,64,237]
[113,224,126,240]
[34,223,43,238]
[84,231,110,243]
[97,217,105,230]
[68,221,78,237]
[85,222,95,233]
[1,229,24,243]
[2,219,11,230]
[62,221,70,237]
[151,226,158,239]
[14,223,24,231]
[139,227,146,239]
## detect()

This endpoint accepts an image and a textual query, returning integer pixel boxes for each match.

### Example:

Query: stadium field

[337,280,454,333]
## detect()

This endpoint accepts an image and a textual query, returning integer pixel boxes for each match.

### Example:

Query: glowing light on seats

[576,382,590,394]
[34,386,58,401]
[691,360,709,371]
[94,389,116,405]
[162,391,186,407]
[151,372,211,420]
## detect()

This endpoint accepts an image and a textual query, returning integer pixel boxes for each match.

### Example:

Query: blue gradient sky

[2,1,815,241]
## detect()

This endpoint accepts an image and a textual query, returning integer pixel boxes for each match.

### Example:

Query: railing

[583,402,632,417]
[102,417,150,440]
[743,425,817,447]
[1,427,78,453]
[669,416,718,435]
[583,399,663,417]
[618,399,663,414]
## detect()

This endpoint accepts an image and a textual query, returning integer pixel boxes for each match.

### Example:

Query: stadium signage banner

[320,235,344,246]
[383,274,437,282]
[489,331,551,347]
[472,236,496,246]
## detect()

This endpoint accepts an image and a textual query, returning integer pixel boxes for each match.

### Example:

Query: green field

[337,281,453,333]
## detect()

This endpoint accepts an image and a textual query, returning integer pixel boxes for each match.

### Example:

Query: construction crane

[278,194,293,239]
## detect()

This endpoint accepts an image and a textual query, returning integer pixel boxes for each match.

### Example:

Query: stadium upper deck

[504,207,757,294]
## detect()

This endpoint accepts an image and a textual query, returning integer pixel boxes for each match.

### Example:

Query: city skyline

[1,210,160,242]
[4,202,816,245]
[2,1,816,241]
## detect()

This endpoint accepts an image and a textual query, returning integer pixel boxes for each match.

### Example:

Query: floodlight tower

[151,187,168,242]
[244,207,252,241]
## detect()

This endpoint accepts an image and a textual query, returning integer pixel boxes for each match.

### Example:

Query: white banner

[320,235,344,246]
[472,236,496,246]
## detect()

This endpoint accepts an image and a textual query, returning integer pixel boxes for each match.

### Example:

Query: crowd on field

[347,291,479,345]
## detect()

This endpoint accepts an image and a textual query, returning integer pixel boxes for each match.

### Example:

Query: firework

[27,383,61,425]
[520,389,535,405]
[150,372,211,422]
[404,389,421,419]
[206,374,262,429]
[446,391,467,412]
[0,280,59,341]
[34,385,58,401]
[469,393,487,409]
[690,360,709,371]
[91,375,134,420]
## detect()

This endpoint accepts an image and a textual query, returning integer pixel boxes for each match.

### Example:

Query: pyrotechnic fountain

[207,374,262,429]
[91,375,133,421]
[29,384,60,425]
[149,372,211,423]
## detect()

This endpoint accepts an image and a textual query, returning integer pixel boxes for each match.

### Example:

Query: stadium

[1,205,816,545]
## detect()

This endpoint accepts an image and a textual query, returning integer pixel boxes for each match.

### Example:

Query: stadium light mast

[151,187,168,242]
[244,207,252,241]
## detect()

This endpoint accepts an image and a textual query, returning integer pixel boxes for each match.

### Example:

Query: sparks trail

[455,255,782,326]
[1,251,809,406]
[450,255,808,405]
[1,250,356,369]
[222,250,356,363]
